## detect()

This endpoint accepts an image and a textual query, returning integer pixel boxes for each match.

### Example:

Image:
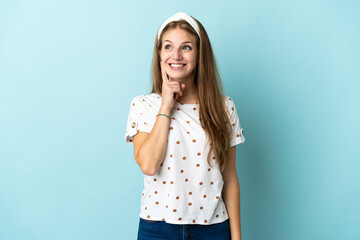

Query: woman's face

[159,27,198,82]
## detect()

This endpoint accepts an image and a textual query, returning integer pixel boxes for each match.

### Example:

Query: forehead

[162,27,197,44]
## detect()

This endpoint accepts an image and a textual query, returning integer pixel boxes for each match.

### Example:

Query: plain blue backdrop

[0,0,359,239]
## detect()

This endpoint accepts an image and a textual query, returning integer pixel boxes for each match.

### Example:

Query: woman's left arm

[222,145,242,240]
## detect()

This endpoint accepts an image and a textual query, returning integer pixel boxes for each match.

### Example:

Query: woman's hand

[160,61,185,110]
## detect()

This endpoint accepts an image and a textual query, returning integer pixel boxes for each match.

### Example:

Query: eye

[164,45,172,50]
[183,45,192,50]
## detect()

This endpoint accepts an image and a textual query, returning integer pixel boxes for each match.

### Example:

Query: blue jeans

[137,217,231,240]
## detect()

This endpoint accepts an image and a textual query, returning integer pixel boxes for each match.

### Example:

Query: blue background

[1,0,359,239]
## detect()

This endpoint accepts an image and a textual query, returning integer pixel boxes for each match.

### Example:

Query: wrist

[159,106,172,116]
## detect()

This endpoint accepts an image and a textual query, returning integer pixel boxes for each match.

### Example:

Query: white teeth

[170,64,185,67]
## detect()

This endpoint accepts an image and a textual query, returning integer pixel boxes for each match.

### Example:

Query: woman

[125,12,245,240]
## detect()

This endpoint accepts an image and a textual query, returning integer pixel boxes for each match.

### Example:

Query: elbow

[140,164,157,176]
[136,155,157,176]
[142,167,157,176]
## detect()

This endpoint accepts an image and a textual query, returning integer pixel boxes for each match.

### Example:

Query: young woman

[125,12,245,240]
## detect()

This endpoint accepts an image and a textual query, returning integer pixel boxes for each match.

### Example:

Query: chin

[169,74,191,80]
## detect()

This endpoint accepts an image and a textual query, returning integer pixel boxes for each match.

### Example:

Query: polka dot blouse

[124,93,245,225]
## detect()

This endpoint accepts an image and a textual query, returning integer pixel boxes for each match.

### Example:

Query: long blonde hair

[150,17,233,172]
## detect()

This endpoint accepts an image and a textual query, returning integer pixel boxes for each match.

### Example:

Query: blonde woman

[125,12,246,240]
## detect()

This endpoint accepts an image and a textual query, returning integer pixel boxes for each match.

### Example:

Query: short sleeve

[124,96,151,145]
[226,97,245,147]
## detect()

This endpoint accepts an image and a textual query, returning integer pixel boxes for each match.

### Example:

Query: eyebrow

[163,40,193,44]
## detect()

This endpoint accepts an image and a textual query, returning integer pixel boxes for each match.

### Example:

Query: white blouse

[124,93,245,225]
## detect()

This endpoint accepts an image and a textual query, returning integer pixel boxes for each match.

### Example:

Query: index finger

[160,61,169,82]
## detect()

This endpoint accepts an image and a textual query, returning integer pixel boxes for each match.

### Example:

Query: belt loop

[190,225,192,240]
[183,225,185,240]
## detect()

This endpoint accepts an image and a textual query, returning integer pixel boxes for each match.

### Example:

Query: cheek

[160,53,172,62]
[186,54,197,63]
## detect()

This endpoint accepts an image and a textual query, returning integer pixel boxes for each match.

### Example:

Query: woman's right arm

[133,105,172,176]
[133,61,184,176]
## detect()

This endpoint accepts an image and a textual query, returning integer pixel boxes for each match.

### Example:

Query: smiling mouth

[169,63,186,69]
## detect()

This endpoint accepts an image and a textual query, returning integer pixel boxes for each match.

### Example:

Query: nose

[172,48,183,60]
